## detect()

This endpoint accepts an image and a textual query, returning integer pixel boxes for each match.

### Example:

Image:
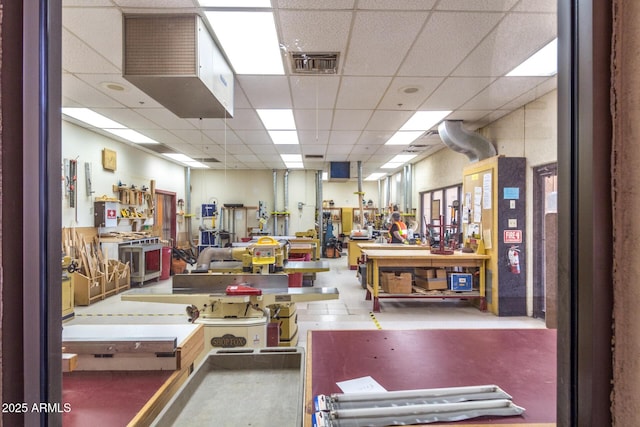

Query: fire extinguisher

[507,245,521,274]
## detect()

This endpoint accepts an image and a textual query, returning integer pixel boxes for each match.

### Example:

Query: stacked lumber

[97,230,152,241]
[61,228,104,280]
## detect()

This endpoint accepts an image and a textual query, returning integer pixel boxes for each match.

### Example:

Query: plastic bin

[288,272,302,287]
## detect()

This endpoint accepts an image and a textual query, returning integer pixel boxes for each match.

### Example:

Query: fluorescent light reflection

[163,153,209,168]
[104,129,158,144]
[62,108,124,129]
[268,130,299,145]
[507,38,557,77]
[365,173,387,181]
[257,109,296,130]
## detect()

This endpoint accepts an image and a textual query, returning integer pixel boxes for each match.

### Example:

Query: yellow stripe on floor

[369,312,382,330]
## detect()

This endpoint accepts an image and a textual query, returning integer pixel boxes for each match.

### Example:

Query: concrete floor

[66,253,546,350]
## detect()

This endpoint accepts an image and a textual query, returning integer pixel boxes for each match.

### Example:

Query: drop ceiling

[61,0,557,177]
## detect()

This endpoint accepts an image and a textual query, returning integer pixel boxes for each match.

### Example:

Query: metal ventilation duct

[438,120,497,162]
[123,14,234,118]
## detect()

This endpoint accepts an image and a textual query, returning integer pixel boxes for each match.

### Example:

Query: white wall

[189,168,379,236]
[61,121,186,228]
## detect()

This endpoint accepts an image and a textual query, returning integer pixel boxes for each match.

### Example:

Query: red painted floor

[63,370,173,427]
[308,329,556,424]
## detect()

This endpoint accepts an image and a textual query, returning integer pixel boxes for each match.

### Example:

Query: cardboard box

[415,277,448,290]
[414,268,436,279]
[450,273,473,291]
[435,269,448,279]
[381,272,412,294]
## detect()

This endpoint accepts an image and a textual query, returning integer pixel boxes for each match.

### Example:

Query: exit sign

[504,230,522,243]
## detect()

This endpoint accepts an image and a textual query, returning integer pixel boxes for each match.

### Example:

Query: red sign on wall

[504,230,522,243]
[107,209,117,219]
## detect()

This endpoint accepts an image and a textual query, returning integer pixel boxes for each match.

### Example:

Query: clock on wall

[102,148,117,171]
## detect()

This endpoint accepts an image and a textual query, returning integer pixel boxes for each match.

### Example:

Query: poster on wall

[473,187,482,222]
[482,172,492,209]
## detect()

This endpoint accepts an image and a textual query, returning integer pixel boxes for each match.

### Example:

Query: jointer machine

[123,237,339,349]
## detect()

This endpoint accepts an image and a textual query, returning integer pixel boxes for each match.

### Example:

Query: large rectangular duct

[123,14,234,118]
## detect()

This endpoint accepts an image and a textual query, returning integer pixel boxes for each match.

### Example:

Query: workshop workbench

[62,324,204,426]
[361,249,490,312]
[305,329,556,426]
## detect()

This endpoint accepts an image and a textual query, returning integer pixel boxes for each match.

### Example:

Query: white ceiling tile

[62,30,120,74]
[290,76,340,109]
[462,77,549,110]
[398,12,504,77]
[357,0,437,10]
[436,0,519,11]
[513,0,556,13]
[74,73,164,109]
[298,130,330,145]
[249,145,279,156]
[329,131,362,145]
[169,129,215,146]
[203,130,244,145]
[135,108,197,130]
[377,77,443,110]
[237,76,292,109]
[233,83,253,110]
[294,110,333,131]
[63,7,122,69]
[453,13,557,77]
[343,11,429,76]
[233,130,274,145]
[92,108,162,130]
[63,0,113,5]
[278,10,352,54]
[140,130,191,145]
[332,110,373,131]
[62,74,125,108]
[365,110,413,131]
[113,0,196,6]
[420,77,495,110]
[224,109,265,131]
[234,154,262,163]
[185,118,228,131]
[276,0,355,9]
[357,130,394,146]
[335,76,391,109]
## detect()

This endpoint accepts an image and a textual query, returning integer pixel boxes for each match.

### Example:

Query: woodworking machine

[122,273,339,350]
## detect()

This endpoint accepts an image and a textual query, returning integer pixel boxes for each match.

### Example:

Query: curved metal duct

[438,120,497,162]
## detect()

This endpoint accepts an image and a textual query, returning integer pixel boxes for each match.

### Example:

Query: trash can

[160,246,172,280]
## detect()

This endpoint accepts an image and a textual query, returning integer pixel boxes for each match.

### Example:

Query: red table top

[63,370,173,427]
[307,328,556,425]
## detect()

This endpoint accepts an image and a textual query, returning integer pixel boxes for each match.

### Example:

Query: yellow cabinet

[62,275,75,322]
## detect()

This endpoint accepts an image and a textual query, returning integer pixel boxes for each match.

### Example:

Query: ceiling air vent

[200,158,220,163]
[304,154,324,159]
[291,52,339,74]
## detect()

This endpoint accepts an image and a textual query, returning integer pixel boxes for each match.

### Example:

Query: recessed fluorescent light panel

[322,172,328,180]
[61,108,125,129]
[385,111,451,146]
[204,10,283,75]
[104,129,159,144]
[385,131,424,146]
[365,173,387,181]
[400,111,452,131]
[280,154,303,169]
[268,130,299,145]
[163,153,209,168]
[506,38,558,77]
[381,155,416,169]
[257,109,296,130]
